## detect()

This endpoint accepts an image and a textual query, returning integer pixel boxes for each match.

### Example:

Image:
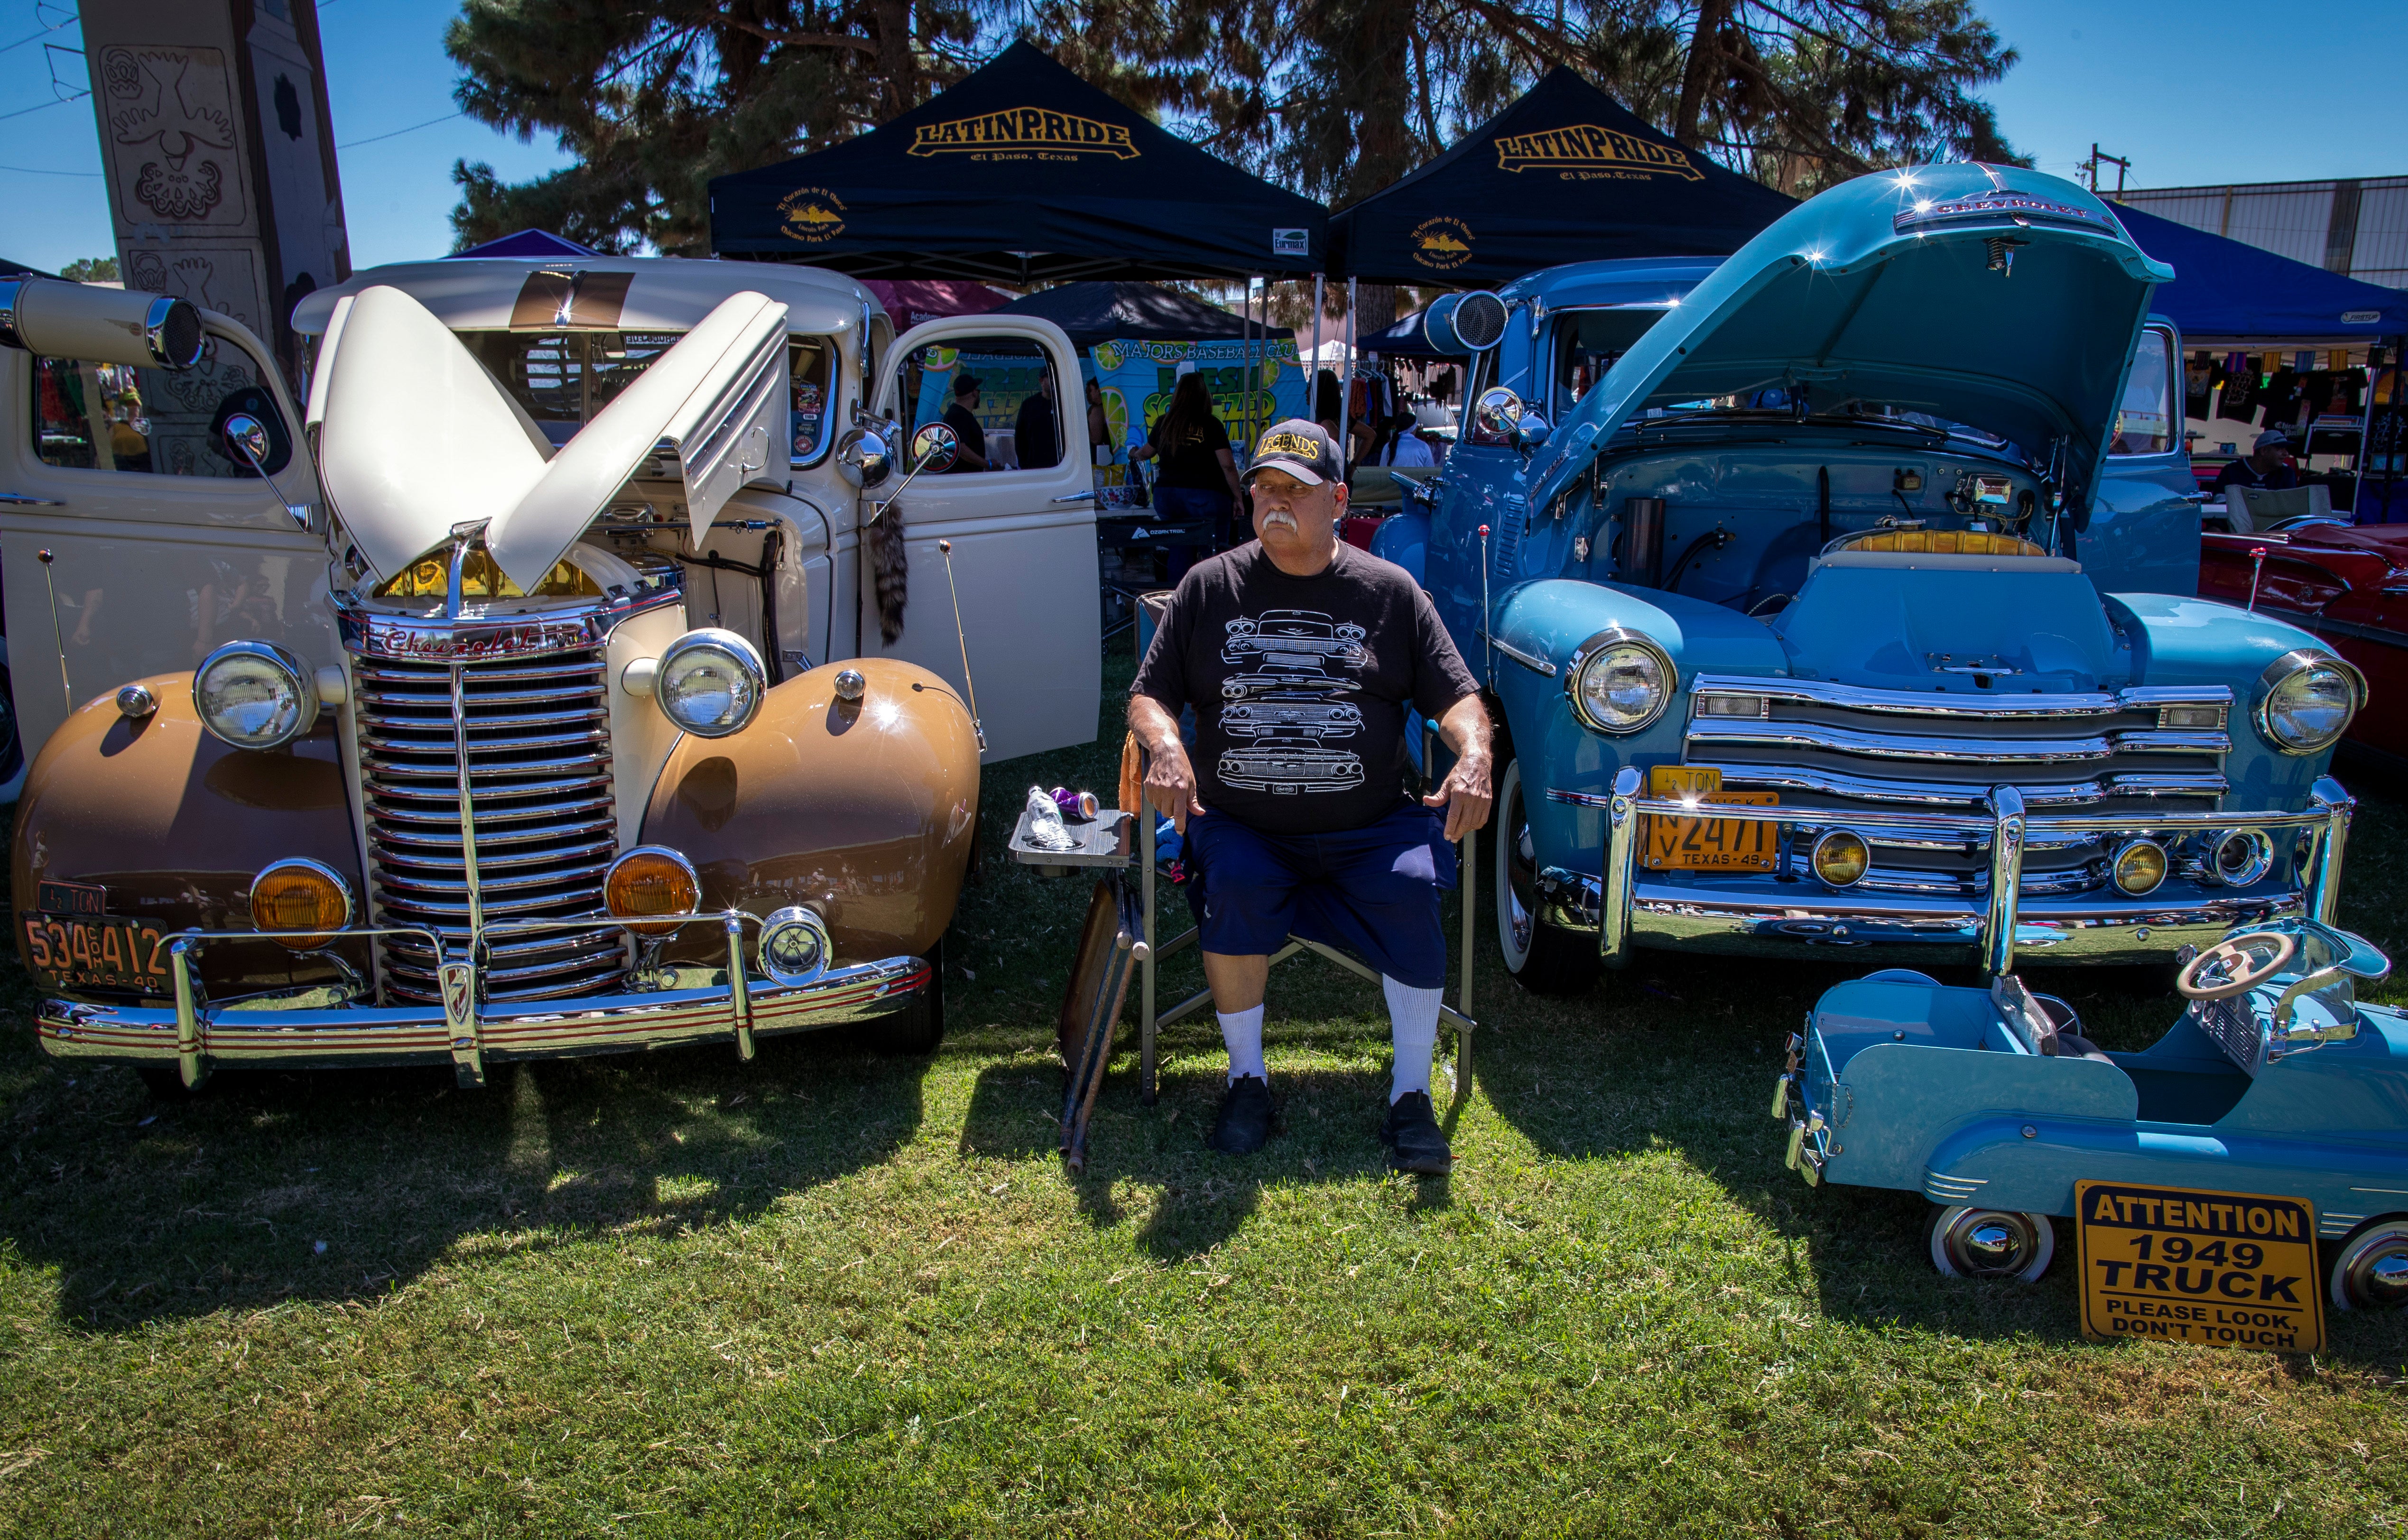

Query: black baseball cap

[1244,418,1342,486]
[952,373,982,397]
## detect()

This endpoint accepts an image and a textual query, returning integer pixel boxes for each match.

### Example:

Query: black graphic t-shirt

[1134,542,1480,835]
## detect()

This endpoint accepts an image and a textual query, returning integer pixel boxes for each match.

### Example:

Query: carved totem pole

[76,0,351,387]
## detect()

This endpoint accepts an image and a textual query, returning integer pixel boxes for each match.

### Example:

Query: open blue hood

[1527,165,2174,515]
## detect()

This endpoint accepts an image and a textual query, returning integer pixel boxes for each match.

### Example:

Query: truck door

[868,316,1097,763]
[2084,320,2200,596]
[0,311,333,772]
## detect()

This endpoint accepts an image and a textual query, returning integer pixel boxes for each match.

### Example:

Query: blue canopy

[2112,203,2408,344]
[448,229,601,260]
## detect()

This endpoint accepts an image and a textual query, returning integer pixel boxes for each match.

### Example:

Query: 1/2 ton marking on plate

[2075,1180,2323,1353]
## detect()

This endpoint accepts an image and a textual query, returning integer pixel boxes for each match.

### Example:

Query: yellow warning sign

[2075,1180,2324,1353]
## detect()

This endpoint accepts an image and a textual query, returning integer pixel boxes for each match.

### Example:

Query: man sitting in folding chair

[1129,418,1492,1173]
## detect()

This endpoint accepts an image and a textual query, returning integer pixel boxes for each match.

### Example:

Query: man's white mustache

[1260,509,1299,529]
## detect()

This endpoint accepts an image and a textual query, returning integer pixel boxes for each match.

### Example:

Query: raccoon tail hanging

[869,507,909,643]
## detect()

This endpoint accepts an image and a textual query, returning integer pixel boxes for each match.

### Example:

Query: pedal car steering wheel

[2176,931,2298,1000]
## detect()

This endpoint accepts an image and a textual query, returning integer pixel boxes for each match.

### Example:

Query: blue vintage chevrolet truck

[1377,165,2364,995]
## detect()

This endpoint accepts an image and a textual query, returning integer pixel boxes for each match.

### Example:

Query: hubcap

[2340,1227,2408,1309]
[1946,1210,2034,1276]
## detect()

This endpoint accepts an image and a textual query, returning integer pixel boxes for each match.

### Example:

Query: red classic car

[2200,518,2403,765]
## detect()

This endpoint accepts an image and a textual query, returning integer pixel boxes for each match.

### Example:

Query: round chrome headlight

[1566,629,1675,735]
[1810,829,1870,888]
[2212,828,2275,887]
[2254,651,2364,756]
[759,904,832,986]
[193,640,317,749]
[656,628,766,738]
[2110,839,2167,896]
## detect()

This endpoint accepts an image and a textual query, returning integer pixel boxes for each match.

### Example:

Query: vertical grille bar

[355,648,626,1003]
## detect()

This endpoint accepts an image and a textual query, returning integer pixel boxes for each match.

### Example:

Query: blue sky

[0,0,2401,276]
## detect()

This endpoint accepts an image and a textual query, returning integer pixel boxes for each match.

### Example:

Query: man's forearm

[1437,693,1492,764]
[1129,694,1185,754]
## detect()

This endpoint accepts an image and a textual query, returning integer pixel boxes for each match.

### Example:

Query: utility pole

[2080,143,2132,198]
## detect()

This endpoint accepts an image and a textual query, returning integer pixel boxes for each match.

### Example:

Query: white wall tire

[1491,756,1598,996]
[1927,1205,2055,1283]
[2330,1219,2408,1310]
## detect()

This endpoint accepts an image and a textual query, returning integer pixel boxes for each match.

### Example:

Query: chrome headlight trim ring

[1564,627,1677,736]
[758,904,833,987]
[192,638,319,751]
[2251,648,2366,757]
[655,627,768,738]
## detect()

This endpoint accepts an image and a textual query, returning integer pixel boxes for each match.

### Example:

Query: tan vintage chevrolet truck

[0,256,1102,1092]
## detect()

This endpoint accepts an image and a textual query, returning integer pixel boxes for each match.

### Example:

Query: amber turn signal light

[248,858,354,950]
[2112,839,2167,896]
[1810,829,1870,888]
[606,846,701,936]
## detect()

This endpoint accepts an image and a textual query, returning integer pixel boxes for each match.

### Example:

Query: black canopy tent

[710,42,1327,285]
[991,281,1293,347]
[1328,67,1794,288]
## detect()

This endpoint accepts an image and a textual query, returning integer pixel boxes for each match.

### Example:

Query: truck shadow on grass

[0,1025,927,1332]
[1469,950,2408,1365]
[958,1053,1453,1261]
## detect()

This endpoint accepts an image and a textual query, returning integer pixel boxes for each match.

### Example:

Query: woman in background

[1129,372,1241,581]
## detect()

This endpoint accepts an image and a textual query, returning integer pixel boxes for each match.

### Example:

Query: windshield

[458,330,838,466]
[1550,307,1675,417]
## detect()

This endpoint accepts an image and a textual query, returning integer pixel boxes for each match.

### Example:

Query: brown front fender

[10,675,364,994]
[641,657,981,961]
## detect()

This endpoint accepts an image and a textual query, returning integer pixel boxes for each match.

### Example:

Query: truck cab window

[28,341,287,478]
[897,335,1058,472]
[1551,308,1673,418]
[457,330,838,462]
[2110,327,2177,456]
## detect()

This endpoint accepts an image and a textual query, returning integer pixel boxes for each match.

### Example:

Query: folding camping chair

[1012,721,1480,1169]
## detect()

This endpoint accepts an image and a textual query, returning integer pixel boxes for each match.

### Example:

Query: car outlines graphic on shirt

[1214,609,1368,794]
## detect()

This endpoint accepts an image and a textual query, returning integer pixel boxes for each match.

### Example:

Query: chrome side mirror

[222,412,272,471]
[836,426,892,489]
[909,421,960,475]
[1472,387,1524,445]
[1514,410,1552,450]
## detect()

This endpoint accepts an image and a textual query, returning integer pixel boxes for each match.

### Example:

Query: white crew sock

[1383,976,1443,1104]
[1218,1005,1267,1083]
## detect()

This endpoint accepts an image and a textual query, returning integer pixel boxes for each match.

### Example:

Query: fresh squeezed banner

[1086,336,1306,509]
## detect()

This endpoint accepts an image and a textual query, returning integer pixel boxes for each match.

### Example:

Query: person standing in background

[942,373,990,472]
[1129,372,1242,580]
[1015,363,1062,470]
[2214,429,2300,495]
[1085,378,1110,456]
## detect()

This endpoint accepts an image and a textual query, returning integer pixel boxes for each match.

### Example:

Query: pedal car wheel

[1927,1205,2055,1282]
[2176,930,2297,1000]
[1492,757,1599,997]
[2329,1219,2408,1310]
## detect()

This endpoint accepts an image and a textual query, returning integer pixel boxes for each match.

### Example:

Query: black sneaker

[1209,1075,1273,1154]
[1380,1091,1452,1174]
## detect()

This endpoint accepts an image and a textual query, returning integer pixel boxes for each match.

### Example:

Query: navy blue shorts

[1184,802,1455,989]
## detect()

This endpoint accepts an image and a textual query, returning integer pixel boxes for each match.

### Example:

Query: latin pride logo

[908,108,1139,159]
[1493,124,1704,181]
[1410,214,1474,271]
[778,186,847,244]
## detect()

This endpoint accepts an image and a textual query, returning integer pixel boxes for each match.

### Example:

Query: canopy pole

[1341,277,1358,480]
[1311,276,1324,422]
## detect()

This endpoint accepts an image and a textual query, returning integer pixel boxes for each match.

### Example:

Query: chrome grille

[354,652,627,1003]
[1683,673,2231,895]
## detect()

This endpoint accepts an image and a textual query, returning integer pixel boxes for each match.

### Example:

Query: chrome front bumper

[35,911,928,1088]
[1543,774,2353,971]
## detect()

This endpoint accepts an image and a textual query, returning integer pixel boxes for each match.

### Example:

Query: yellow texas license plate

[1643,765,1778,872]
[2076,1180,2323,1353]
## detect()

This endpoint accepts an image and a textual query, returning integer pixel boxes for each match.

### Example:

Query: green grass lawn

[4,641,2407,1536]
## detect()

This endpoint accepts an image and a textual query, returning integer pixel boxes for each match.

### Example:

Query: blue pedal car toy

[1774,917,2408,1311]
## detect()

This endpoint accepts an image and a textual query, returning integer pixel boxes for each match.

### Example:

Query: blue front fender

[1488,579,1787,878]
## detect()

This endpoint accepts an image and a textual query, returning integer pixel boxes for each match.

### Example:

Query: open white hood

[310,284,792,591]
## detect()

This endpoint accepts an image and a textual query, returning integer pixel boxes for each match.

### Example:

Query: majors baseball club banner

[1086,337,1307,509]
